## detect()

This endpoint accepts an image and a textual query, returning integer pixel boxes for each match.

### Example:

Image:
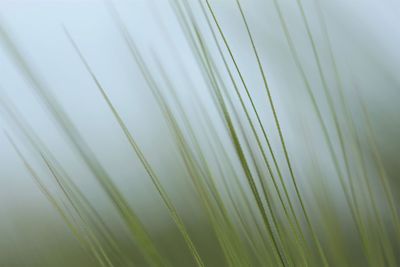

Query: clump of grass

[0,0,399,266]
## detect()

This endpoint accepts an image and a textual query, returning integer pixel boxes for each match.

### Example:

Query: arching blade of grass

[154,57,258,266]
[106,6,255,266]
[40,153,119,267]
[198,34,289,267]
[0,23,168,267]
[148,8,269,257]
[168,1,294,265]
[229,1,331,265]
[200,1,313,264]
[143,9,279,261]
[0,95,134,267]
[5,132,116,267]
[63,26,205,267]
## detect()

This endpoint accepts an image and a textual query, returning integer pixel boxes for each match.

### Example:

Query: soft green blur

[0,0,399,266]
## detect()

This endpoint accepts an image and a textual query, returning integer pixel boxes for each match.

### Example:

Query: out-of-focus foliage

[0,0,399,266]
